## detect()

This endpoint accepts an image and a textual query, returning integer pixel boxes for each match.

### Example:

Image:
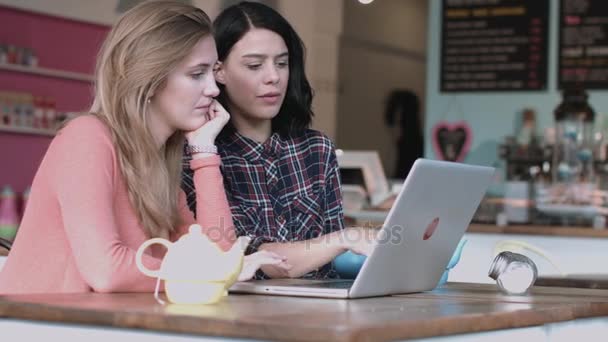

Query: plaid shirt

[182,129,345,279]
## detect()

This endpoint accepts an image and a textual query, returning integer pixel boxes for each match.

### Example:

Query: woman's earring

[147,98,151,104]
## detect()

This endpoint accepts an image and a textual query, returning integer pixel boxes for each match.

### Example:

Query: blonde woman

[0,0,289,294]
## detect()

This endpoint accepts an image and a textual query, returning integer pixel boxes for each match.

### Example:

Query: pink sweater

[0,116,235,294]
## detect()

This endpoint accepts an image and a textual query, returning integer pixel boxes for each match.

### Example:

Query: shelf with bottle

[0,43,93,82]
[0,91,78,137]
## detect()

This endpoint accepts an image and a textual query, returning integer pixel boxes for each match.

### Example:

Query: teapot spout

[232,236,251,254]
[226,236,250,266]
[223,236,251,287]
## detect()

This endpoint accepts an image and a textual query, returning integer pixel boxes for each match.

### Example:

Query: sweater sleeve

[176,155,236,251]
[48,117,162,293]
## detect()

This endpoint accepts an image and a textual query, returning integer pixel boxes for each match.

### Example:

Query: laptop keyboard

[290,281,354,289]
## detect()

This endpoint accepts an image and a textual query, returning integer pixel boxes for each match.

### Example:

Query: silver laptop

[230,159,495,299]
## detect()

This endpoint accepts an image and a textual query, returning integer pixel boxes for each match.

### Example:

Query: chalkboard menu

[559,0,608,89]
[441,0,549,92]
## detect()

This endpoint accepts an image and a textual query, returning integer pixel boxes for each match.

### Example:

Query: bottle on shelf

[0,185,19,241]
[0,92,9,125]
[33,96,45,129]
[6,44,17,64]
[21,93,34,128]
[0,43,7,64]
[13,93,25,127]
[6,93,19,127]
[45,97,56,130]
[21,47,38,67]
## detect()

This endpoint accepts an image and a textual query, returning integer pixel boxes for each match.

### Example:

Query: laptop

[229,159,495,299]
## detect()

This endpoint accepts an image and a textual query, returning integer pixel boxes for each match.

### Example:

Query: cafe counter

[344,207,608,284]
[451,223,608,284]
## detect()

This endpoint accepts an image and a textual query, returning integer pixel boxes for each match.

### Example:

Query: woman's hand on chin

[185,100,230,146]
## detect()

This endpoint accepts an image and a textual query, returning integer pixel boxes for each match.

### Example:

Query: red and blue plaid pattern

[182,129,345,279]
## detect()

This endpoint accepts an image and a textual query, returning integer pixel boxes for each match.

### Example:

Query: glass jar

[488,251,538,295]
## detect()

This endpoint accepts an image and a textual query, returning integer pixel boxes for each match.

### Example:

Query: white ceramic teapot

[136,224,249,305]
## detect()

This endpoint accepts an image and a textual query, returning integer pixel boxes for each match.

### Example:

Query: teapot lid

[159,225,240,282]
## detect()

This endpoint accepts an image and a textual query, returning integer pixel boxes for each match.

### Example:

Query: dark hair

[214,1,313,137]
[385,90,420,129]
[384,90,424,178]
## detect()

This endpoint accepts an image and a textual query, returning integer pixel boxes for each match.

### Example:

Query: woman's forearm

[258,230,347,278]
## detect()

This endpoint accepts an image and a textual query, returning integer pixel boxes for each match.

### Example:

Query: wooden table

[2,283,608,341]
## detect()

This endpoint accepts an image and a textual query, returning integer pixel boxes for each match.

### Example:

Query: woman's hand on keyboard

[341,227,380,256]
[238,250,292,281]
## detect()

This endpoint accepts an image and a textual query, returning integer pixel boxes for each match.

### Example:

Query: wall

[336,0,428,177]
[0,0,343,191]
[0,0,340,140]
[0,5,109,192]
[0,0,223,25]
[0,0,341,139]
[280,0,343,140]
[425,0,608,169]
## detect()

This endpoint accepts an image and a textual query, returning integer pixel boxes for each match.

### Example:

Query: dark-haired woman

[182,1,376,280]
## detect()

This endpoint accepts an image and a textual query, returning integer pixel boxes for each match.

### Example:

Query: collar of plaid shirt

[221,131,285,162]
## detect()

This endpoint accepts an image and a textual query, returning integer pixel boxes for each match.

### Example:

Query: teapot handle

[136,238,173,278]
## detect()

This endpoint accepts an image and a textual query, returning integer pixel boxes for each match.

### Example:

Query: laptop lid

[348,158,494,298]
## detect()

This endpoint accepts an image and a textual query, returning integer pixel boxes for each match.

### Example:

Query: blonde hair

[90,1,213,238]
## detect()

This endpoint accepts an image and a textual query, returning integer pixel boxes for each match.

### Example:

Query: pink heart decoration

[431,121,472,162]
